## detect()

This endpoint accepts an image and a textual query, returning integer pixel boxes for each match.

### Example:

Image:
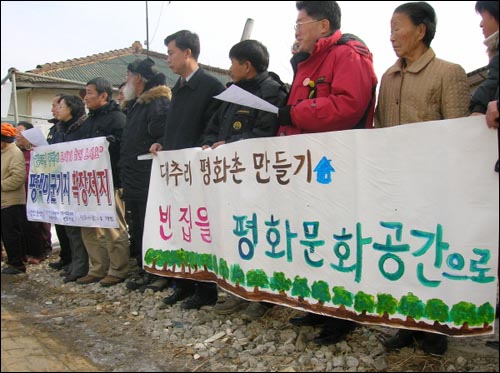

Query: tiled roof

[466,65,489,88]
[16,41,230,88]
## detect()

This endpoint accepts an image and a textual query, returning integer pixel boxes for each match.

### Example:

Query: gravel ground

[1,250,498,372]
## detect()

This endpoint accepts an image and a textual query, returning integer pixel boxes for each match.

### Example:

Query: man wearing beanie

[1,123,27,274]
[119,57,172,292]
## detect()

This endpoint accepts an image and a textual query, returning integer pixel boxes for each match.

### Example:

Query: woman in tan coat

[1,123,27,274]
[375,2,470,128]
[374,2,470,355]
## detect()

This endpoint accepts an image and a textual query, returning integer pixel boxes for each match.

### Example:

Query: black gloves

[278,105,293,126]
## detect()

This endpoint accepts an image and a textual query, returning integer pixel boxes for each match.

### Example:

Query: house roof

[12,40,487,91]
[14,41,231,89]
[466,65,489,88]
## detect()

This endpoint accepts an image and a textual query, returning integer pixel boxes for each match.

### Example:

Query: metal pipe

[240,18,254,41]
[1,70,12,85]
[145,1,150,57]
[11,71,18,124]
[7,113,50,120]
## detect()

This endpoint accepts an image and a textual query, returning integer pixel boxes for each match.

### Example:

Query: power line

[150,1,168,45]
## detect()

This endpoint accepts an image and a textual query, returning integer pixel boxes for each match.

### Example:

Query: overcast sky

[1,1,488,84]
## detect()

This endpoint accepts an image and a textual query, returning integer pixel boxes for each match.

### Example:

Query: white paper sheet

[21,127,48,146]
[214,84,279,114]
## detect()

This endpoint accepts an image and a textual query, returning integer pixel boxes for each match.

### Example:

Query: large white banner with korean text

[144,116,498,336]
[27,137,119,228]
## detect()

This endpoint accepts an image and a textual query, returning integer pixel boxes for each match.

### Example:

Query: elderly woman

[375,2,470,127]
[1,123,27,274]
[374,2,470,355]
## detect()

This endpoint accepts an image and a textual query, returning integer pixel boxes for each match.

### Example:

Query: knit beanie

[1,123,17,143]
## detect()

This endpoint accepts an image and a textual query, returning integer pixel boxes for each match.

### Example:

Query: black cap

[127,58,157,80]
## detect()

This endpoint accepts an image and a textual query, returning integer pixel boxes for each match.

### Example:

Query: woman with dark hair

[54,95,90,283]
[46,93,72,271]
[57,95,87,139]
[470,1,499,115]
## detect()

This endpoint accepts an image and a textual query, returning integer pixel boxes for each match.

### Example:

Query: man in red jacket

[278,1,377,135]
[277,1,378,346]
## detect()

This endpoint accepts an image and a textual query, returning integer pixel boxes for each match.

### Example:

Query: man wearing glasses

[278,1,377,135]
[277,1,378,345]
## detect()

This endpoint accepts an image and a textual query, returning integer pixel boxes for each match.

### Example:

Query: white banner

[144,116,498,336]
[27,137,119,228]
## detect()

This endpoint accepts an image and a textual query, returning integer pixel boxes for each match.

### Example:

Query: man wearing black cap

[150,30,225,310]
[119,58,172,292]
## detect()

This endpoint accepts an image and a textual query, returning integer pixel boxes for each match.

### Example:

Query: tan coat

[375,48,470,127]
[1,142,26,207]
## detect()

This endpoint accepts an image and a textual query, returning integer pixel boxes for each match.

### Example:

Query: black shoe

[289,313,329,326]
[421,333,448,355]
[49,260,68,270]
[486,340,499,350]
[313,319,357,346]
[2,266,26,275]
[380,329,419,350]
[126,272,152,291]
[161,286,195,307]
[181,289,217,310]
[63,274,81,283]
[139,275,170,293]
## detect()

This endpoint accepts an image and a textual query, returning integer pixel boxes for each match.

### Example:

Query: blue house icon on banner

[313,156,335,184]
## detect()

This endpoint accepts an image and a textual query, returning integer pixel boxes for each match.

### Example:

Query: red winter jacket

[278,30,377,136]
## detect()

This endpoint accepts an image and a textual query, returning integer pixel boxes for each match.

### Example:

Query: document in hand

[21,127,49,146]
[213,84,279,114]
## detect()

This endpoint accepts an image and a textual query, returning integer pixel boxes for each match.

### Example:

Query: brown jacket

[375,48,470,127]
[1,142,26,207]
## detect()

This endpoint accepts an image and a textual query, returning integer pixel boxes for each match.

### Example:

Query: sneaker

[213,295,248,315]
[76,275,103,285]
[100,275,125,287]
[2,266,26,275]
[241,302,271,321]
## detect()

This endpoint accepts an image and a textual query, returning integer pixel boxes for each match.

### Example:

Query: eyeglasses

[294,19,324,31]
